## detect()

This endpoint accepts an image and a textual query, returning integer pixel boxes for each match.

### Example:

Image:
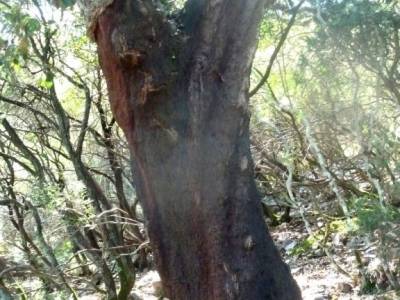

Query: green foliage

[0,4,42,75]
[54,239,73,263]
[2,6,41,37]
[329,219,357,234]
[289,237,314,256]
[49,0,77,9]
[308,0,400,74]
[289,233,323,256]
[360,278,378,294]
[38,77,54,89]
[350,197,400,233]
[258,16,279,48]
[30,184,60,208]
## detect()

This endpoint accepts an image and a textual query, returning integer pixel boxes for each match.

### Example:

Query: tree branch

[250,0,306,97]
[1,119,45,181]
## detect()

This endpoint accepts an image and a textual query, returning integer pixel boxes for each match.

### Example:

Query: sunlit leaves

[2,6,41,37]
[21,15,41,35]
[39,77,54,89]
[38,72,55,89]
[49,0,77,9]
[31,183,61,207]
[350,196,400,233]
[309,0,400,69]
[0,4,43,74]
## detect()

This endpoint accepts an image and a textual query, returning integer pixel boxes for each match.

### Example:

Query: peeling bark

[86,0,302,299]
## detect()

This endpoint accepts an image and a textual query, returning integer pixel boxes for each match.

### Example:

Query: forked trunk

[87,0,301,298]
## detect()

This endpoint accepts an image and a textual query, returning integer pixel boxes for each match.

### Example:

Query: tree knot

[244,235,255,251]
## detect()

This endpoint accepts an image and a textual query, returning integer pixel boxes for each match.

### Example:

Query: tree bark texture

[89,0,302,299]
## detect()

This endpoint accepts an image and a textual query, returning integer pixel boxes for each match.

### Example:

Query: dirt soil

[80,220,399,300]
[128,220,399,300]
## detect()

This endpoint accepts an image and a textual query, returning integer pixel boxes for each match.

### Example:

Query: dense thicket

[0,0,399,298]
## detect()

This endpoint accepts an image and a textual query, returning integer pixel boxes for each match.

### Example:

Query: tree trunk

[87,0,301,298]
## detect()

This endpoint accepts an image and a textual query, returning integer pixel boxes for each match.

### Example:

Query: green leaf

[39,78,54,89]
[22,17,41,35]
[50,0,76,9]
[61,0,77,7]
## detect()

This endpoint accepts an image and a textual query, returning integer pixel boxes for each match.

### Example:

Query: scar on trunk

[120,49,143,68]
[138,72,166,106]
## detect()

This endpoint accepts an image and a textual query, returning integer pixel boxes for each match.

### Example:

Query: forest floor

[80,219,399,300]
[126,219,399,300]
[271,221,398,300]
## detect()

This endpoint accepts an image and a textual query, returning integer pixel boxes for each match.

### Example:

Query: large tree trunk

[86,0,301,298]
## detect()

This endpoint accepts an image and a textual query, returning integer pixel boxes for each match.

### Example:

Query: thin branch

[1,119,45,180]
[250,0,306,97]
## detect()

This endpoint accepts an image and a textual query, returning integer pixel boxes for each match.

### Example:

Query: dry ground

[80,220,400,300]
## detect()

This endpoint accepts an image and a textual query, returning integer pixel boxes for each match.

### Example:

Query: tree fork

[84,0,302,298]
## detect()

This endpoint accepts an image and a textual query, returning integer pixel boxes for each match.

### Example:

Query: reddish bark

[90,0,302,299]
[94,11,135,134]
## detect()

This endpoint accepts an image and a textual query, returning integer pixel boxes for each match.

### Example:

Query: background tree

[0,1,145,298]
